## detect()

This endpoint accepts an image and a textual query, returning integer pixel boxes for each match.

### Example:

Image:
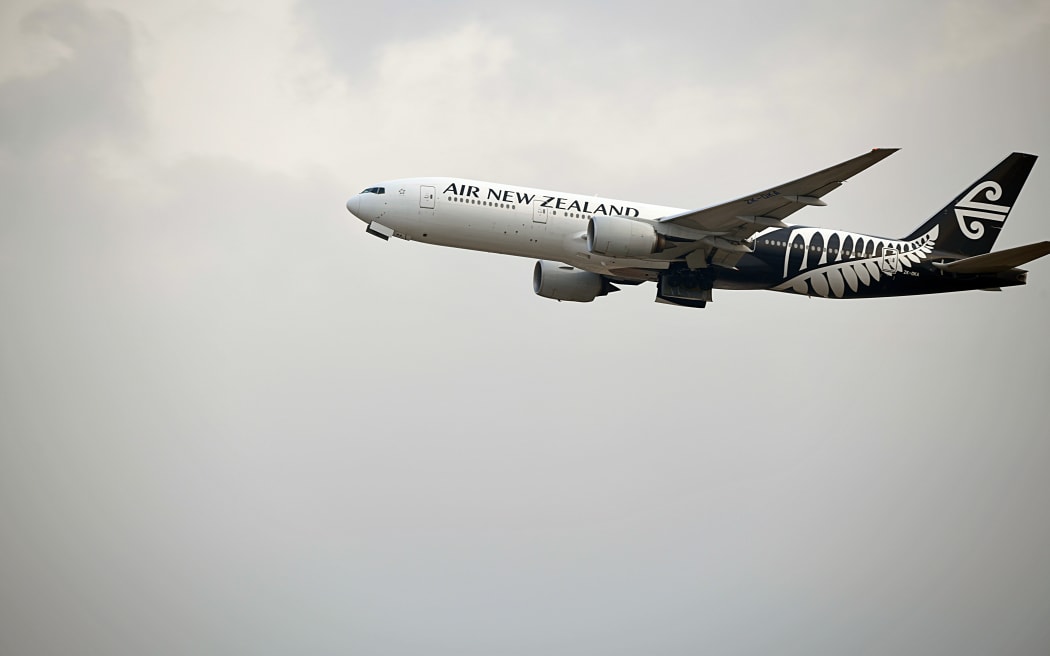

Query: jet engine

[587,215,666,258]
[533,260,616,302]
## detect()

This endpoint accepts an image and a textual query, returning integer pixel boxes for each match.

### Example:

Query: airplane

[345,149,1050,308]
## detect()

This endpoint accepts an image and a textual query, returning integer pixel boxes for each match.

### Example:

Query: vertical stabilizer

[903,153,1037,257]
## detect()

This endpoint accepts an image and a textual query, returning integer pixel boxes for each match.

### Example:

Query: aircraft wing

[659,148,898,242]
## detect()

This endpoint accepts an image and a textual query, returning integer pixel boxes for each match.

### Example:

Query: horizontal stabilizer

[932,241,1050,273]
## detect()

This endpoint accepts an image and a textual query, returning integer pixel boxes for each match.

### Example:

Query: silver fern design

[773,225,939,297]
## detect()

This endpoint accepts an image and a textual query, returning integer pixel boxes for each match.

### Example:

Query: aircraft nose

[346,195,361,217]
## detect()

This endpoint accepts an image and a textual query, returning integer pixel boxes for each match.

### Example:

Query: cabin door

[420,185,435,209]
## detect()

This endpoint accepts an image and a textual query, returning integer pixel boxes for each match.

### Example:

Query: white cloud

[122,0,349,174]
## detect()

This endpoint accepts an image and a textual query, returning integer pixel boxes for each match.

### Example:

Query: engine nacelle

[587,215,666,258]
[533,260,611,302]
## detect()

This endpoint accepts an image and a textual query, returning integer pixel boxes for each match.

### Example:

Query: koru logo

[955,181,1010,240]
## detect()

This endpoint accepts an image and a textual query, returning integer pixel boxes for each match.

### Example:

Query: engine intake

[533,260,616,302]
[587,215,666,258]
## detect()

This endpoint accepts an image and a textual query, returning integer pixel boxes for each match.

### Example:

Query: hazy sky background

[2,1,1049,654]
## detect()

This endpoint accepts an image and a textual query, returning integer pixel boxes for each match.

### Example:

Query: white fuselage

[345,177,683,276]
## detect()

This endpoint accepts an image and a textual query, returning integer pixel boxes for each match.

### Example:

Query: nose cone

[346,195,362,218]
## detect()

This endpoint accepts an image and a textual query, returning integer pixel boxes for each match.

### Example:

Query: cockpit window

[360,186,386,194]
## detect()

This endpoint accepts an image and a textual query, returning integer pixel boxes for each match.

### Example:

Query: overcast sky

[1,1,1049,654]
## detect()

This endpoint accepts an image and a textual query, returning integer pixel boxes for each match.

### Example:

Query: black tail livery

[751,152,1050,300]
[904,152,1037,258]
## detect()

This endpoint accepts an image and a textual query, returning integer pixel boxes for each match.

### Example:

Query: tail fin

[903,152,1037,257]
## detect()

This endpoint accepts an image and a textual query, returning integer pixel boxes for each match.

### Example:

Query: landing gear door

[420,185,436,209]
[881,247,899,275]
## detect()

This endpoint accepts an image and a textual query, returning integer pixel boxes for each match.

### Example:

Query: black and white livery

[346,150,1049,308]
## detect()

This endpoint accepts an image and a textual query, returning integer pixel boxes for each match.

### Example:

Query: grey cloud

[0,2,141,154]
[297,1,1045,91]
[1,1,1049,655]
